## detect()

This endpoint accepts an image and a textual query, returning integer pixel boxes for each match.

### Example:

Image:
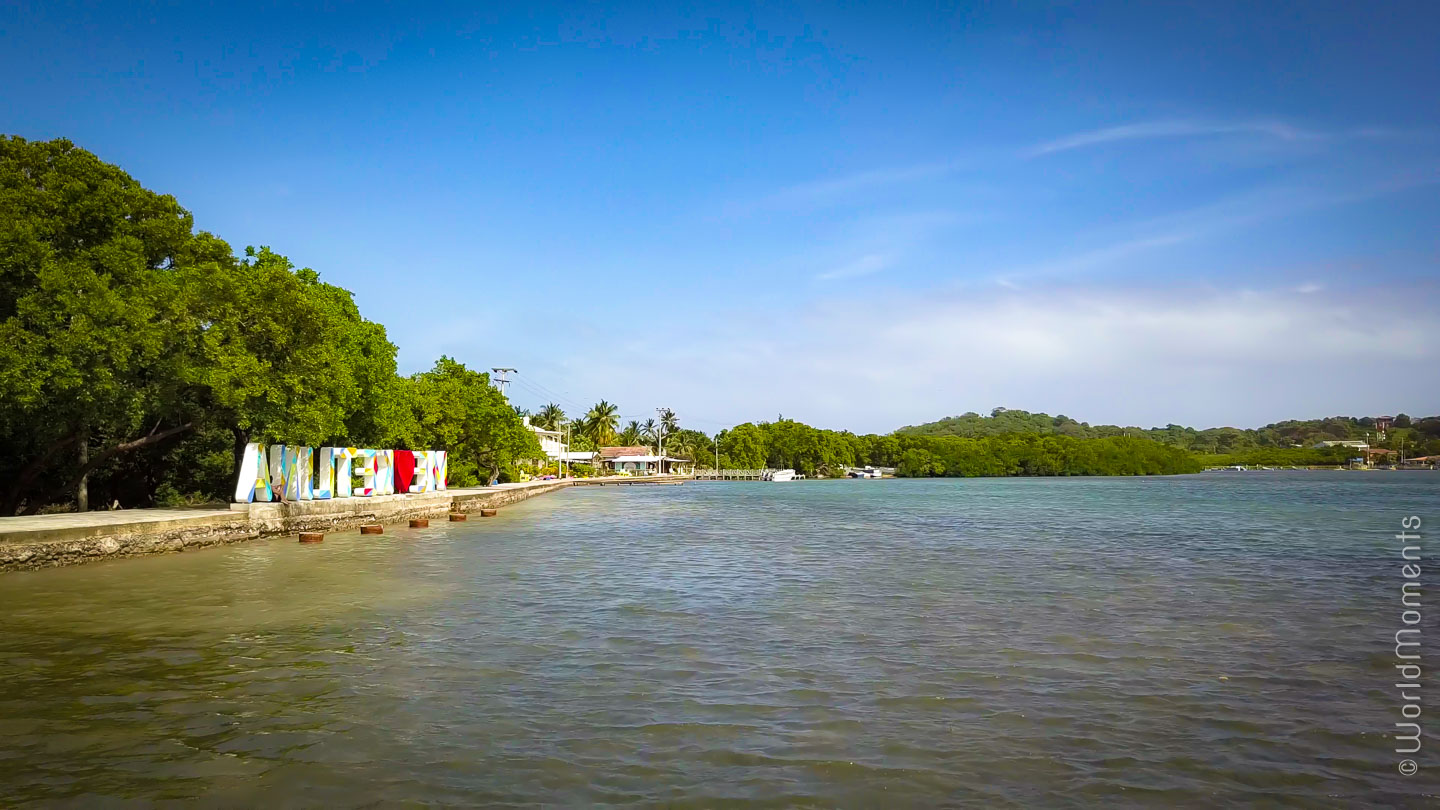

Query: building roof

[599,445,650,459]
[609,454,693,464]
[559,451,595,462]
[1367,447,1397,455]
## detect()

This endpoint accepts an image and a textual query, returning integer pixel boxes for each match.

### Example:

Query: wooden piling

[298,532,324,544]
[360,524,383,535]
[409,519,429,528]
[449,513,467,521]
[480,508,498,517]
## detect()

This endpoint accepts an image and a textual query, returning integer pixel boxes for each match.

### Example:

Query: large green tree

[717,423,767,468]
[0,136,529,511]
[0,136,207,514]
[185,245,402,479]
[405,357,540,486]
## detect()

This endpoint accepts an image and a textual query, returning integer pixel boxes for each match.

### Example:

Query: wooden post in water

[360,524,383,535]
[299,532,324,544]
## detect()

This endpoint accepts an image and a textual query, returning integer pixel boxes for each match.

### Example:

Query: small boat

[764,469,798,482]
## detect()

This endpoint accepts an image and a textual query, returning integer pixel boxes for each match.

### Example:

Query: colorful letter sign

[234,443,273,503]
[232,444,446,503]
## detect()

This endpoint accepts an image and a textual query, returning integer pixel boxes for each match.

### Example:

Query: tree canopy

[403,357,540,486]
[898,407,1440,456]
[714,418,1200,477]
[0,136,534,513]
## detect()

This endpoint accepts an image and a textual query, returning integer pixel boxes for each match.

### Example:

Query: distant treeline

[716,420,1200,478]
[899,408,1440,456]
[1194,446,1359,468]
[1,136,539,515]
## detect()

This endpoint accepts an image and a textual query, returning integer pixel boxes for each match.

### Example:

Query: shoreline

[0,476,689,573]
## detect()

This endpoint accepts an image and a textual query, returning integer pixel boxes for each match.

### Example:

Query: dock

[692,469,768,480]
[570,475,689,486]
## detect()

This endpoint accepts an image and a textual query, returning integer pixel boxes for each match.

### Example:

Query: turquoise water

[1,472,1436,806]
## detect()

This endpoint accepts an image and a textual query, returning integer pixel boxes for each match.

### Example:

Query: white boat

[764,469,798,482]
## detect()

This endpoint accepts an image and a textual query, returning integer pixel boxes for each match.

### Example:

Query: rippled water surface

[2,473,1437,807]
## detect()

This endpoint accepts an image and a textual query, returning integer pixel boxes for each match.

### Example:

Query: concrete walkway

[0,479,572,543]
[0,476,689,571]
[0,508,238,543]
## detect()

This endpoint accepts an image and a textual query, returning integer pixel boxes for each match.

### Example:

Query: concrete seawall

[0,477,685,573]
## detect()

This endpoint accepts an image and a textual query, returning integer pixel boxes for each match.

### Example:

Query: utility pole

[656,406,668,476]
[491,367,516,396]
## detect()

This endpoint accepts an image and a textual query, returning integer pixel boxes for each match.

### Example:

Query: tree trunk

[1,431,80,516]
[22,422,195,516]
[77,432,89,512]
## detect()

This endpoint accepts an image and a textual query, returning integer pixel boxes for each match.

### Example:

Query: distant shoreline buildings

[525,422,692,475]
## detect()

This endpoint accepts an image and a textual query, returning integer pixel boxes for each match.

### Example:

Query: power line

[505,378,585,418]
[518,373,586,405]
[509,374,567,401]
[509,377,578,409]
[509,375,592,415]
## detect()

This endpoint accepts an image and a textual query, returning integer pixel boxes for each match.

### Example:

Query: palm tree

[535,402,566,431]
[569,417,598,451]
[620,420,643,445]
[586,400,619,447]
[640,418,657,446]
[659,408,678,440]
[669,430,694,463]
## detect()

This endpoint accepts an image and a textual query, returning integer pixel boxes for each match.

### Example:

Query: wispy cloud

[549,282,1440,434]
[740,117,1408,217]
[815,253,892,281]
[799,210,972,283]
[1027,119,1395,158]
[757,159,971,210]
[997,166,1440,283]
[998,232,1195,284]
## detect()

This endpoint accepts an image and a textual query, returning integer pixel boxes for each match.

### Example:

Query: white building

[1313,440,1369,450]
[526,419,567,460]
[599,446,692,475]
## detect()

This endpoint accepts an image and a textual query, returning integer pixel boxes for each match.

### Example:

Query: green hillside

[897,408,1440,456]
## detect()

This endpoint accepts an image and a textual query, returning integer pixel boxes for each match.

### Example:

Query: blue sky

[4,1,1437,433]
